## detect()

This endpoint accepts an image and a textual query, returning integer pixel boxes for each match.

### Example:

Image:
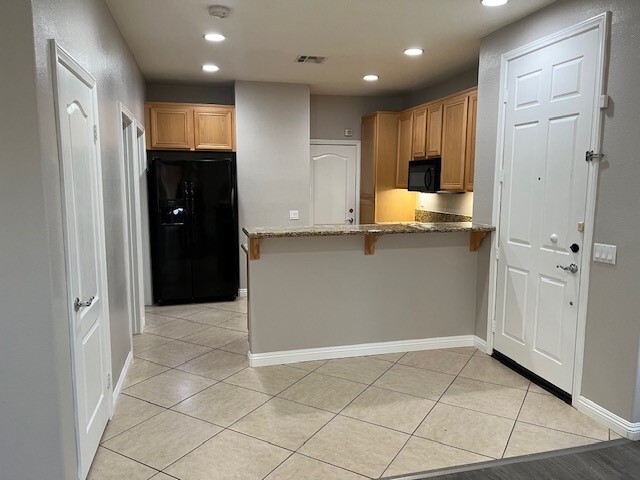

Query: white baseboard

[111,351,133,411]
[576,396,640,440]
[473,336,488,353]
[249,335,485,367]
[238,288,248,298]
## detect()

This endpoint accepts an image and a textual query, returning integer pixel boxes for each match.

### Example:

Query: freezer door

[190,159,239,299]
[150,160,192,302]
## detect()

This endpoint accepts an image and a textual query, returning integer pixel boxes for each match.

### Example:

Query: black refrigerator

[147,151,239,305]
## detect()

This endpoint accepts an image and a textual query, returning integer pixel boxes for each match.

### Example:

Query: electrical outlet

[289,210,299,220]
[593,243,617,265]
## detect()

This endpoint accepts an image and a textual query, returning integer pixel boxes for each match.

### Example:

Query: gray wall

[404,67,479,109]
[0,1,77,478]
[248,233,478,353]
[146,82,235,105]
[31,0,146,393]
[474,0,640,422]
[235,82,311,288]
[310,94,404,140]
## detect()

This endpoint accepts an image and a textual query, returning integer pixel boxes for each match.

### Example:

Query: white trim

[51,40,113,480]
[473,336,488,353]
[576,396,640,440]
[135,122,153,307]
[238,288,248,298]
[249,335,485,367]
[111,351,133,410]
[310,139,362,225]
[487,13,611,403]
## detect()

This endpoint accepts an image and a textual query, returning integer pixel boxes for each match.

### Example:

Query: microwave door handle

[424,170,432,191]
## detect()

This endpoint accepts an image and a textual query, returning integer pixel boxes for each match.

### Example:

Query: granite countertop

[243,222,495,239]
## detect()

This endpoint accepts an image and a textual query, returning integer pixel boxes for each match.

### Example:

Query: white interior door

[53,44,111,479]
[494,27,600,394]
[310,144,358,225]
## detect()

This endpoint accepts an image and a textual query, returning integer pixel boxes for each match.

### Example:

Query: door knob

[556,263,578,274]
[74,296,95,312]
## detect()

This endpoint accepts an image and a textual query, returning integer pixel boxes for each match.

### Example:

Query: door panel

[412,107,426,158]
[494,28,599,393]
[151,161,192,302]
[149,104,194,150]
[426,102,443,157]
[194,106,234,151]
[440,96,468,190]
[311,145,358,225]
[190,159,239,299]
[54,47,111,479]
[396,111,413,188]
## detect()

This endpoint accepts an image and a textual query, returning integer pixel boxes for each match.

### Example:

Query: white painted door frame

[310,139,361,225]
[136,123,153,306]
[486,13,611,403]
[117,103,146,335]
[51,40,113,479]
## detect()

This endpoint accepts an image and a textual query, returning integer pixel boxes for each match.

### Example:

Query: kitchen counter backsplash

[415,210,472,223]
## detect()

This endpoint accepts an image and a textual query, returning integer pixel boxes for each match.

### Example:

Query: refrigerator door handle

[190,181,197,243]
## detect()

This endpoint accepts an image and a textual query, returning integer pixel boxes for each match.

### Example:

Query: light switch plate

[593,243,617,265]
[289,210,299,220]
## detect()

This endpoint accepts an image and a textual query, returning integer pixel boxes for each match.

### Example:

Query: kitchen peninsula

[243,222,495,366]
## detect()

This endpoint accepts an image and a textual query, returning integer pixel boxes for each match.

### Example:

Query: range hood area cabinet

[360,112,417,224]
[145,102,236,152]
[395,87,477,192]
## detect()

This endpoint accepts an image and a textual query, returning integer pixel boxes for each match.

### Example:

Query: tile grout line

[379,350,476,478]
[499,385,529,459]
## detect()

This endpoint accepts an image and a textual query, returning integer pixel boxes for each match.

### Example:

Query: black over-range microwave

[407,157,441,193]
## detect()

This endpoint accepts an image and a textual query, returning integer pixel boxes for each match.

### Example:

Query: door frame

[310,139,361,225]
[486,12,611,403]
[117,102,146,335]
[136,122,154,306]
[50,40,113,478]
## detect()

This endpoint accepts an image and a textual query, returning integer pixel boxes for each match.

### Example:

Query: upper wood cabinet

[147,104,194,150]
[425,102,443,157]
[396,110,414,188]
[194,106,235,151]
[440,95,469,191]
[145,102,235,151]
[465,92,478,192]
[411,107,427,158]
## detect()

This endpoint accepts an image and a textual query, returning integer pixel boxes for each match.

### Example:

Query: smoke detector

[208,5,231,19]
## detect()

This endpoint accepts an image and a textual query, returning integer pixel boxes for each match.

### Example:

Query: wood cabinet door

[360,114,377,198]
[194,106,235,151]
[149,104,194,150]
[440,96,469,191]
[465,92,478,192]
[426,102,443,157]
[396,110,414,188]
[411,107,426,158]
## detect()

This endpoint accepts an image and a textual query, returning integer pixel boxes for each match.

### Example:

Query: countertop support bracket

[249,238,260,260]
[470,231,489,251]
[365,235,379,255]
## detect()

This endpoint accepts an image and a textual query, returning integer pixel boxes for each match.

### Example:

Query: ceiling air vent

[295,55,327,64]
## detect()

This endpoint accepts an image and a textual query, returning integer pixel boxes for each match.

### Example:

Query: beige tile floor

[89,299,619,480]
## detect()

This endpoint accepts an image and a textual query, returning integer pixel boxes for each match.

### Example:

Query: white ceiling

[106,0,557,95]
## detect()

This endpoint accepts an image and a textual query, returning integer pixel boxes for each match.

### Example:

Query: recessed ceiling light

[202,64,220,72]
[404,48,424,56]
[204,33,226,42]
[480,0,508,6]
[363,74,379,82]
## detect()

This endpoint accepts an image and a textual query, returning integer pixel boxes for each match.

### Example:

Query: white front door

[494,27,601,393]
[310,144,358,225]
[53,44,111,479]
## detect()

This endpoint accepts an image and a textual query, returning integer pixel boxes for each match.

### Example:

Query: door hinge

[491,318,496,334]
[499,169,504,184]
[503,89,508,104]
[107,372,112,390]
[93,125,98,144]
[585,150,604,162]
[495,246,500,261]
